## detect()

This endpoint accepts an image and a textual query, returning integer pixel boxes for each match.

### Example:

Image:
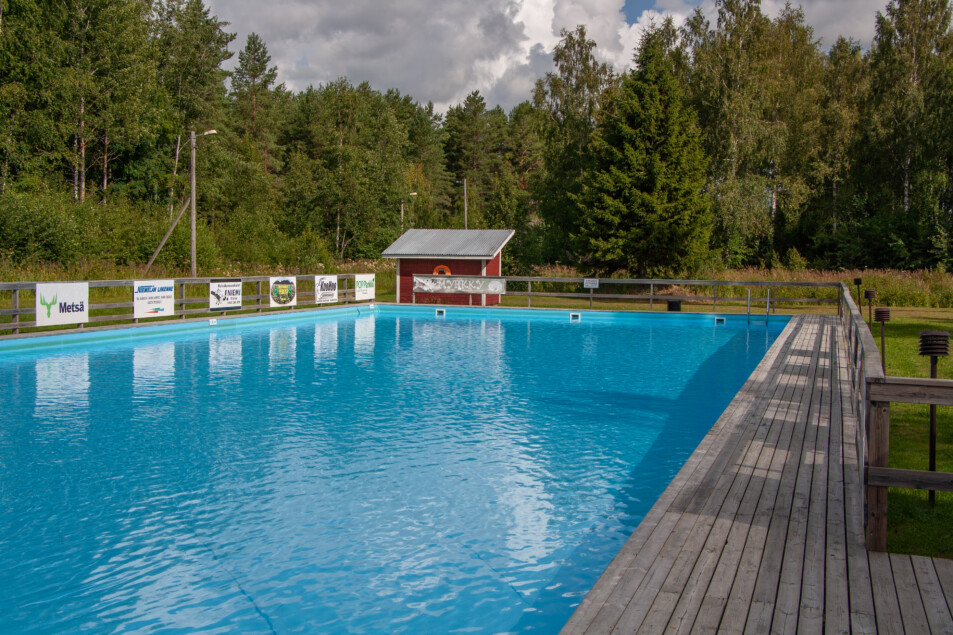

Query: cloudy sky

[206,0,889,112]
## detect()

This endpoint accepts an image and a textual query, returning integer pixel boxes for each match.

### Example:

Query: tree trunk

[73,135,78,201]
[833,180,838,233]
[79,96,86,203]
[101,132,108,203]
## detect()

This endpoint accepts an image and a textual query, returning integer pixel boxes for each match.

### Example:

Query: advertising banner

[583,278,600,289]
[314,275,338,304]
[133,279,175,319]
[354,274,375,301]
[209,279,242,311]
[413,276,506,295]
[35,282,89,327]
[269,277,297,308]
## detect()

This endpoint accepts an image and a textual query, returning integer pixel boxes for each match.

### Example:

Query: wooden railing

[0,274,364,337]
[838,282,953,551]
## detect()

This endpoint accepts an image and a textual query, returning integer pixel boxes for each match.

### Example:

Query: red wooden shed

[382,229,515,306]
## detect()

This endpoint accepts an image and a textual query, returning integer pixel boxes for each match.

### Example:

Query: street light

[400,192,417,232]
[455,179,468,229]
[190,129,217,278]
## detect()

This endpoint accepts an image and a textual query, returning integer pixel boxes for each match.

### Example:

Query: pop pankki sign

[133,279,175,319]
[35,282,89,327]
[354,274,375,301]
[413,276,506,295]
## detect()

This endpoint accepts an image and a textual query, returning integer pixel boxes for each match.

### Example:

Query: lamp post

[853,277,862,305]
[874,308,890,373]
[918,330,949,507]
[400,192,417,232]
[190,129,217,278]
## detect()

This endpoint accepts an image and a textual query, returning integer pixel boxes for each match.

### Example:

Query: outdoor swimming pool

[0,306,787,633]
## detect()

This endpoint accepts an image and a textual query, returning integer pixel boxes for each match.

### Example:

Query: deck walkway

[563,315,953,634]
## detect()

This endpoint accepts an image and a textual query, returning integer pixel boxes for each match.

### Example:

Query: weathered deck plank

[562,315,953,634]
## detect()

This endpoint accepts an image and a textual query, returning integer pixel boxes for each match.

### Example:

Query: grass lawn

[872,310,953,559]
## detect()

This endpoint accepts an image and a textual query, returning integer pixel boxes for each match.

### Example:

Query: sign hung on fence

[133,279,175,319]
[413,276,507,295]
[583,278,600,289]
[269,277,297,308]
[35,282,89,327]
[209,279,242,311]
[314,275,338,304]
[354,274,375,301]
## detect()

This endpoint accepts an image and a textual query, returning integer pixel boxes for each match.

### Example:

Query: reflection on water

[1,312,786,634]
[34,353,89,420]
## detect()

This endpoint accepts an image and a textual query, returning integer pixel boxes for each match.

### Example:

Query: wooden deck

[563,315,953,634]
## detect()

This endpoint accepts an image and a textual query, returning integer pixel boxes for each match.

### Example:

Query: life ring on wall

[433,265,452,275]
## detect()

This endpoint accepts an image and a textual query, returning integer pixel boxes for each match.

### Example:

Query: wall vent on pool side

[435,308,446,318]
[715,316,726,325]
[570,312,581,321]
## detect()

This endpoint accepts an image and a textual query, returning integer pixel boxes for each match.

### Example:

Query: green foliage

[575,22,711,277]
[0,192,81,261]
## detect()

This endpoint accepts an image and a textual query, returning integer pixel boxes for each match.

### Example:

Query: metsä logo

[59,301,85,313]
[39,294,58,318]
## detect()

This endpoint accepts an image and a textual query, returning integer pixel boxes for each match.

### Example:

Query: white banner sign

[413,276,507,295]
[314,275,338,304]
[133,279,175,319]
[269,277,298,308]
[354,274,375,301]
[35,282,89,327]
[210,279,242,311]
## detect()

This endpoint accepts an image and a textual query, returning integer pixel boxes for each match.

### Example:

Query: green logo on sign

[39,293,58,318]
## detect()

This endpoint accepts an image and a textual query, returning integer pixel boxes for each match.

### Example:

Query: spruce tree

[575,22,711,277]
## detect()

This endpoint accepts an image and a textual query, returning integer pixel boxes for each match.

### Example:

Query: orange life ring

[433,265,451,275]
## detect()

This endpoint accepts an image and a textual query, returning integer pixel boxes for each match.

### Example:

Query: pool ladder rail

[746,288,771,324]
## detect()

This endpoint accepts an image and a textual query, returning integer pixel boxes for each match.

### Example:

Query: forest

[1,0,953,277]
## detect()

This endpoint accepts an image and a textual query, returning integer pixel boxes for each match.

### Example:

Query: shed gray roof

[382,229,515,259]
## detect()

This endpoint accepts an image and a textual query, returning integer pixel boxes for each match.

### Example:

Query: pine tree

[575,22,711,277]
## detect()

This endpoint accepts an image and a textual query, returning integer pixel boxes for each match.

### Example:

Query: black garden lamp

[918,330,949,507]
[864,289,876,328]
[854,277,863,304]
[874,308,890,373]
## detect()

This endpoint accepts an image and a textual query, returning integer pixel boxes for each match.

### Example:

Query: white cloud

[206,0,887,113]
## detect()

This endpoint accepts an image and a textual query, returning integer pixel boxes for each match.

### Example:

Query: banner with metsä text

[35,282,89,327]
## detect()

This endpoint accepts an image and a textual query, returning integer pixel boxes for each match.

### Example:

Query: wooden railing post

[257,281,262,312]
[527,280,531,308]
[11,288,19,334]
[179,283,186,319]
[866,399,890,551]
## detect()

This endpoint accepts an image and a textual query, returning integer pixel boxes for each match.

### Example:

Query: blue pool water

[0,307,786,633]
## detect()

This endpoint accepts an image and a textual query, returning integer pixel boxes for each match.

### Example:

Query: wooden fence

[838,283,953,551]
[413,275,841,313]
[0,274,363,337]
